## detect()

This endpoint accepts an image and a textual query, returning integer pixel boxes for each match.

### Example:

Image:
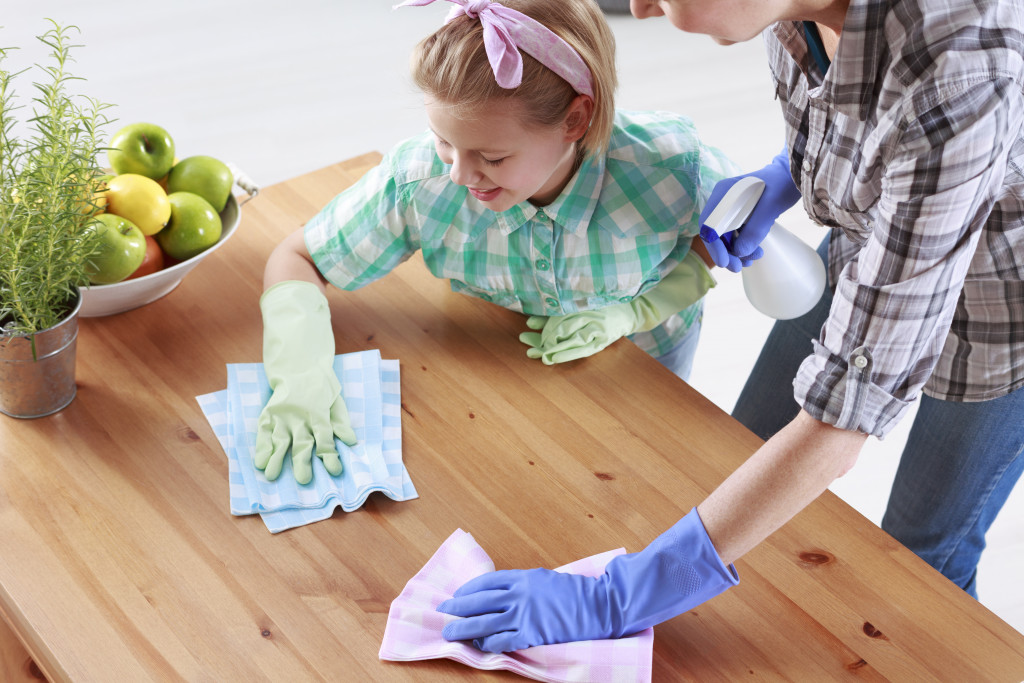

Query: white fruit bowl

[79,193,242,317]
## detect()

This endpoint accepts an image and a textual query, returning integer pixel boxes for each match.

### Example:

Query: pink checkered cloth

[379,529,653,682]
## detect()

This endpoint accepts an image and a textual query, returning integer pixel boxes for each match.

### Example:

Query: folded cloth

[196,350,417,533]
[379,529,653,683]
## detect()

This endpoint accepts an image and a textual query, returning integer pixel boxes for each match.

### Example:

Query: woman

[436,0,1024,652]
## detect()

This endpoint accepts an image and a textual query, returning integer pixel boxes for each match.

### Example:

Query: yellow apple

[90,175,111,214]
[104,173,172,236]
[63,172,111,216]
[82,173,113,216]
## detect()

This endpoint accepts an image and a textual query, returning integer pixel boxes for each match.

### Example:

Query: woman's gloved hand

[520,250,715,364]
[255,281,357,485]
[436,508,739,652]
[699,148,801,272]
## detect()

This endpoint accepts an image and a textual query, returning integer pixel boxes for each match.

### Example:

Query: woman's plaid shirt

[767,0,1024,436]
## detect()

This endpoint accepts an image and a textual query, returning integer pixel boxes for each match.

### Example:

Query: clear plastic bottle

[702,176,826,320]
[742,221,826,320]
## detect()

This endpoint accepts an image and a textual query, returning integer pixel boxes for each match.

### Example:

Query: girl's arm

[255,226,355,485]
[263,227,330,292]
[690,234,714,268]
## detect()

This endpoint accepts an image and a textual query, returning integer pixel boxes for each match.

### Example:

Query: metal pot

[0,290,82,418]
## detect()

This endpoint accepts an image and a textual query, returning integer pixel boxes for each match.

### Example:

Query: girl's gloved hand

[436,508,738,653]
[520,250,715,364]
[699,149,801,273]
[520,307,634,364]
[256,281,357,485]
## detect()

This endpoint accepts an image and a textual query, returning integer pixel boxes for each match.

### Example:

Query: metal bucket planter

[0,290,83,418]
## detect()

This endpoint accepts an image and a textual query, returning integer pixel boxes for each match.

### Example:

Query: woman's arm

[699,410,867,564]
[436,410,868,652]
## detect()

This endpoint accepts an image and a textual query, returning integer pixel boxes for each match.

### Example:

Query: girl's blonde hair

[410,0,617,159]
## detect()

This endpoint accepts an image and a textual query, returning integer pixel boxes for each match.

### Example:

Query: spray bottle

[701,176,826,320]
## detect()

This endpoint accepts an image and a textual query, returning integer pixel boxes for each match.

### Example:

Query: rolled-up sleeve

[796,77,1023,437]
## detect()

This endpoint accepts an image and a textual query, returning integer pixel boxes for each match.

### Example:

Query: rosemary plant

[0,20,113,337]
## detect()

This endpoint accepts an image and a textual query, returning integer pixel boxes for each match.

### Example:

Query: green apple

[156,192,222,261]
[85,213,147,284]
[107,123,175,180]
[166,155,233,212]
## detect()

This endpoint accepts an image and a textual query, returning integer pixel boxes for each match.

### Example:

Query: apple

[126,236,165,280]
[104,173,172,236]
[157,156,180,192]
[107,122,175,180]
[156,191,222,261]
[84,214,147,284]
[74,172,112,216]
[167,155,233,212]
[88,173,113,215]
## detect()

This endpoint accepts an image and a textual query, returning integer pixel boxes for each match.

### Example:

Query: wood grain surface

[1,152,1023,681]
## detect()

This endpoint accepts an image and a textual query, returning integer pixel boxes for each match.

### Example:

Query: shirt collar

[769,0,887,121]
[491,150,603,235]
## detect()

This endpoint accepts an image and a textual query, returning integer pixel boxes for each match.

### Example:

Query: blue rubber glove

[437,508,739,652]
[699,148,801,273]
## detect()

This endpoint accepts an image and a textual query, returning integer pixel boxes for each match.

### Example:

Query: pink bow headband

[395,0,595,98]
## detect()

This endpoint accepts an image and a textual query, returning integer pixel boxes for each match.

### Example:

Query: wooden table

[2,153,1023,682]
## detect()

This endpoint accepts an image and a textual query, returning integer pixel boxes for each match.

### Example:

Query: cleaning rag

[196,350,417,533]
[379,529,653,683]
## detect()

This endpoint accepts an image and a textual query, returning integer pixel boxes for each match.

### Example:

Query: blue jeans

[654,316,702,382]
[732,235,1024,598]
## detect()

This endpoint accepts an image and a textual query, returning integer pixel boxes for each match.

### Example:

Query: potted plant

[0,20,112,418]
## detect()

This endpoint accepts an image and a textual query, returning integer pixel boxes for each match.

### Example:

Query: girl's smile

[467,186,502,202]
[425,95,591,212]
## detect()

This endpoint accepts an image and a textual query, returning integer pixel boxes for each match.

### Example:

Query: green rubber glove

[255,280,357,485]
[520,250,715,365]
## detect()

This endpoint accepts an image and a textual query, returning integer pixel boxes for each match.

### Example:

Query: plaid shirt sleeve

[604,112,740,355]
[774,3,1024,437]
[304,140,429,291]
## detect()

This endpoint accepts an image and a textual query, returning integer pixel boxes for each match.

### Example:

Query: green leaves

[0,20,113,335]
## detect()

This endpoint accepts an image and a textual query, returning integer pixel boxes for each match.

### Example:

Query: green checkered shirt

[305,110,738,356]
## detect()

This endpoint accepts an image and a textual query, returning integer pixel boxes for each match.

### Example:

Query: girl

[255,0,737,484]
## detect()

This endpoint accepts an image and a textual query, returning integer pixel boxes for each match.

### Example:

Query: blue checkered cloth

[196,350,418,533]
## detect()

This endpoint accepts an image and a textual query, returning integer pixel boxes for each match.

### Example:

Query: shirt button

[536,259,550,271]
[802,159,812,173]
[853,355,868,369]
[545,297,559,308]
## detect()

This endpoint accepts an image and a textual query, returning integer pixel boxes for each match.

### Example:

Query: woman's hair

[410,0,617,159]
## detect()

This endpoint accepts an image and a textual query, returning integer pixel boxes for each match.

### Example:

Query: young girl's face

[425,97,584,212]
